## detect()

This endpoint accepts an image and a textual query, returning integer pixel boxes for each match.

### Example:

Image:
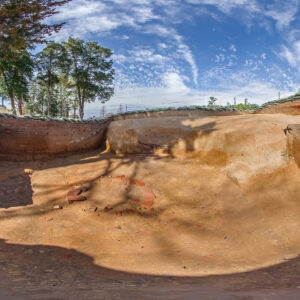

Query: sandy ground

[0,146,300,299]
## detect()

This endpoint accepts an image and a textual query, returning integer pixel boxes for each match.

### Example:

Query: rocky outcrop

[286,124,300,168]
[107,114,300,183]
[0,116,110,160]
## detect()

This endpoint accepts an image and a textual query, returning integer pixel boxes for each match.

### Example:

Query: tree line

[0,0,114,120]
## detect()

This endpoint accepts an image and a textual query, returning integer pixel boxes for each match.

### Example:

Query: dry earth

[0,113,300,299]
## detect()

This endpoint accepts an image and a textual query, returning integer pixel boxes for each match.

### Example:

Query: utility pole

[101,105,105,119]
[278,92,280,100]
[234,97,237,106]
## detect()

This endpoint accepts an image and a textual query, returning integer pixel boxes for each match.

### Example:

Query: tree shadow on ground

[0,238,299,300]
[0,174,33,208]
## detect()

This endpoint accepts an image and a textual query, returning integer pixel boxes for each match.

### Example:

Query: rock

[53,205,63,210]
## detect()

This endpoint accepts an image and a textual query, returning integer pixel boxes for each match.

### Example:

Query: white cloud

[46,0,300,115]
[144,25,199,86]
[85,78,296,118]
[264,0,299,29]
[229,44,237,52]
[163,73,190,93]
[185,0,259,14]
[279,45,298,67]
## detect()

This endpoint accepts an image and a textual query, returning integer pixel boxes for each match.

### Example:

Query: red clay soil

[0,117,109,160]
[258,99,300,115]
[0,113,300,299]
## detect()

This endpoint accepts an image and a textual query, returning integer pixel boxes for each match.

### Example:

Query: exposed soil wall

[0,116,110,161]
[258,99,300,115]
[107,114,300,183]
[0,110,246,161]
[114,109,245,121]
[286,124,300,168]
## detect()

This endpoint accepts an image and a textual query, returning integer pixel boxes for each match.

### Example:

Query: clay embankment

[286,124,300,167]
[258,99,300,115]
[0,110,244,161]
[107,114,300,183]
[0,116,110,160]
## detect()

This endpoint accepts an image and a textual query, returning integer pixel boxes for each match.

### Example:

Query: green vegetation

[207,97,259,111]
[0,0,114,120]
[261,92,300,108]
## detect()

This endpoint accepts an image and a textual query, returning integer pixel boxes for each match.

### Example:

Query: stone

[53,205,63,210]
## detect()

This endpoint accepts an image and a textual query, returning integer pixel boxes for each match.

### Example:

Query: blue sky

[48,0,300,116]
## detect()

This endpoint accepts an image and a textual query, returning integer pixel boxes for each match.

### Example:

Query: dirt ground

[0,147,300,299]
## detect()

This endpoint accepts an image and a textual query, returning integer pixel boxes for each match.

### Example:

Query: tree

[0,0,70,51]
[208,96,217,106]
[0,50,33,114]
[64,38,114,119]
[0,0,70,113]
[36,42,69,116]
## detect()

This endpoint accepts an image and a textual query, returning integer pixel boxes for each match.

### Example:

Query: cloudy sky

[49,0,300,116]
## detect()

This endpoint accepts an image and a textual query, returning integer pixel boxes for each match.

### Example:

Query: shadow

[0,238,300,300]
[0,174,33,208]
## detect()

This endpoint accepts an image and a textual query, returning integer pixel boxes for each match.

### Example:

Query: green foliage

[0,0,70,51]
[25,38,114,119]
[0,0,70,114]
[229,103,260,110]
[208,96,217,106]
[63,37,114,119]
[35,41,69,116]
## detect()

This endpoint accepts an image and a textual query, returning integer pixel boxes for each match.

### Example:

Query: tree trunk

[47,85,51,116]
[10,92,16,115]
[76,85,83,119]
[79,100,84,120]
[18,94,23,115]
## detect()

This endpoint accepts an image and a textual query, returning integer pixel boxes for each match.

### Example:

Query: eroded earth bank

[0,111,300,299]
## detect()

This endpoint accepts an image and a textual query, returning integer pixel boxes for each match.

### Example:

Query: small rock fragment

[24,169,33,174]
[53,205,63,210]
